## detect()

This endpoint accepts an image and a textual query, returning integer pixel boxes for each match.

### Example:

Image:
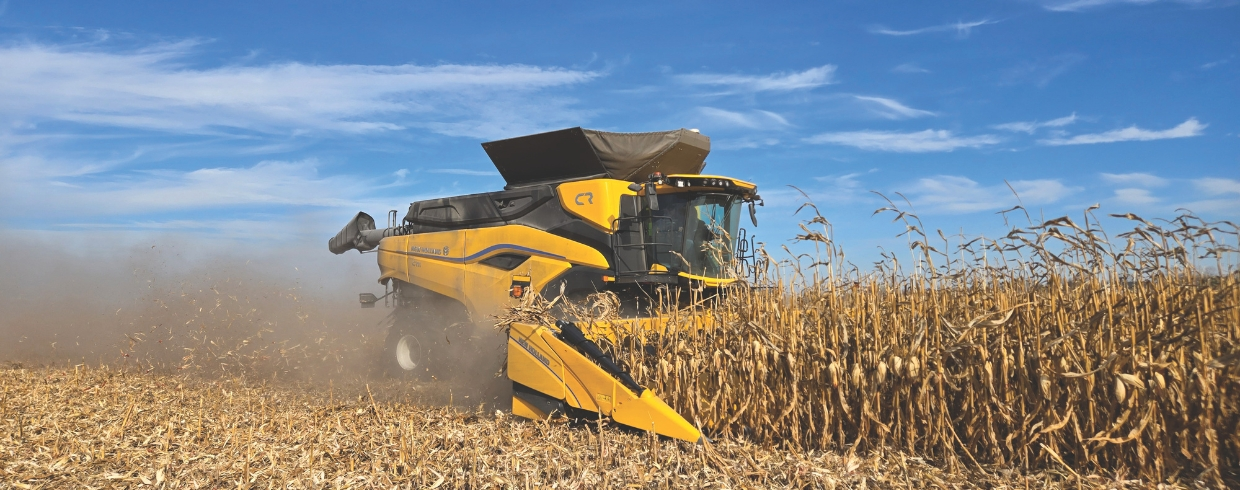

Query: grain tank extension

[329,127,760,442]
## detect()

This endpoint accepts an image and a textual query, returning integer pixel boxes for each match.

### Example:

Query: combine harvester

[329,127,760,443]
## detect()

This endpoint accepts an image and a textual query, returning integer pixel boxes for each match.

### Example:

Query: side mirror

[359,293,379,308]
[749,201,758,227]
[644,182,659,211]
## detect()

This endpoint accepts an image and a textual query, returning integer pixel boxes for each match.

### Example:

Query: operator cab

[612,172,759,288]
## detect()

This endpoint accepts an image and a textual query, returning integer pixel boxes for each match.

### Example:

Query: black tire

[380,300,479,381]
[382,308,439,380]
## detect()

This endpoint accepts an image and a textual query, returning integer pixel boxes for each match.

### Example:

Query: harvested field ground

[3,365,1125,489]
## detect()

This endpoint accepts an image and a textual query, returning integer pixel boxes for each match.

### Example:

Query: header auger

[330,127,760,443]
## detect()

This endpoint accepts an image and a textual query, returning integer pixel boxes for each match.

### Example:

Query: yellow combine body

[373,223,611,317]
[329,127,759,443]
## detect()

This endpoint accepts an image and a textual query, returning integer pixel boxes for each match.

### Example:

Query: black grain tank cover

[482,127,710,189]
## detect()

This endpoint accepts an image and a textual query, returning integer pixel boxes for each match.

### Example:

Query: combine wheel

[383,318,437,380]
[381,296,476,381]
[394,332,423,371]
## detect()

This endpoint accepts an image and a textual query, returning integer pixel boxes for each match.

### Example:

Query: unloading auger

[329,127,760,442]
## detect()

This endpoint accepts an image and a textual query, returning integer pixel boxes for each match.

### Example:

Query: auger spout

[328,212,407,255]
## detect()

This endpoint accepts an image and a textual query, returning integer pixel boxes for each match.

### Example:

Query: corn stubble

[4,366,1000,488]
[593,202,1239,486]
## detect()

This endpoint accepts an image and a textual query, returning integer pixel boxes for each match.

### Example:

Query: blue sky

[0,0,1236,268]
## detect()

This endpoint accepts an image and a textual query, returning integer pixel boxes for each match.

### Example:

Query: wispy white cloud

[1039,118,1205,145]
[993,113,1078,133]
[676,65,836,93]
[1193,177,1240,195]
[1043,0,1155,11]
[993,122,1037,134]
[853,96,936,119]
[696,107,791,129]
[812,170,876,202]
[0,158,380,217]
[1040,0,1215,12]
[891,63,931,74]
[1044,0,1224,12]
[1112,188,1161,205]
[712,137,781,150]
[1095,175,1239,214]
[1100,172,1168,187]
[53,219,273,231]
[1001,54,1087,87]
[1175,198,1240,214]
[1200,57,1231,70]
[1178,177,1240,213]
[760,169,878,207]
[905,176,1078,213]
[0,40,599,139]
[868,19,997,37]
[1043,114,1081,127]
[804,129,999,152]
[814,172,865,187]
[427,169,499,176]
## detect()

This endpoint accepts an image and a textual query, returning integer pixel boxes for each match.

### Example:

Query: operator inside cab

[648,192,742,280]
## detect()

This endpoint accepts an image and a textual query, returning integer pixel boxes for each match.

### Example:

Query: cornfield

[579,201,1240,486]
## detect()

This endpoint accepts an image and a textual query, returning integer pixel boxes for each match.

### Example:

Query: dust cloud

[0,230,511,410]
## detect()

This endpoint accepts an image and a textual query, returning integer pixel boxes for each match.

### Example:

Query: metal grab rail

[734,227,760,281]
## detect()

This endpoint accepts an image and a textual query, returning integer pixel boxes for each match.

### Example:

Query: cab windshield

[647,193,742,279]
